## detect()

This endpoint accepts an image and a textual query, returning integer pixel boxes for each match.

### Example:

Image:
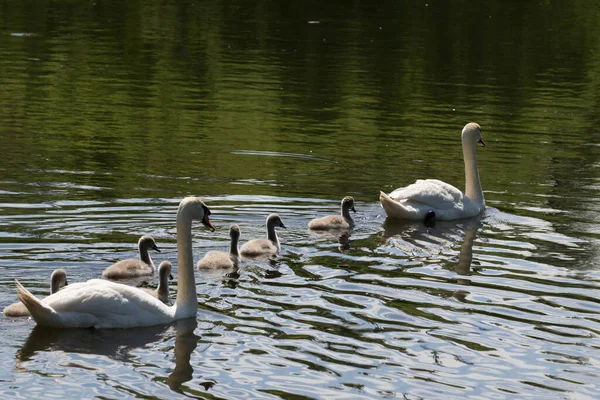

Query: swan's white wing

[41,279,173,328]
[389,179,465,210]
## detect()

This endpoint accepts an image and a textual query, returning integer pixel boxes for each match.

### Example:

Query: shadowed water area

[1,0,600,398]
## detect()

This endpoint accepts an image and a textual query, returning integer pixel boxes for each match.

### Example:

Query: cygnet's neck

[341,205,354,224]
[266,221,280,250]
[462,136,484,205]
[175,209,196,316]
[230,235,240,258]
[157,271,170,300]
[50,273,64,294]
[139,243,153,266]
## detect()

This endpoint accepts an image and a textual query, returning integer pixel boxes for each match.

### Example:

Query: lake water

[1,0,600,398]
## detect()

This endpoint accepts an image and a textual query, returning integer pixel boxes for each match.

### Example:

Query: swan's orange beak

[202,215,216,232]
[478,138,486,147]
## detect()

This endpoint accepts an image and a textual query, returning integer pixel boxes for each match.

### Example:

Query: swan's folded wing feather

[42,279,170,317]
[389,179,464,209]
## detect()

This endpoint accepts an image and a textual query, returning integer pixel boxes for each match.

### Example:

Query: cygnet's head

[341,196,356,213]
[158,261,173,280]
[139,236,160,252]
[229,225,241,239]
[51,269,68,287]
[266,213,286,229]
[462,122,485,147]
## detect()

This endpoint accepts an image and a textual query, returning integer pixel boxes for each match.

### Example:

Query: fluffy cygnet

[308,196,356,230]
[3,269,68,317]
[240,214,286,258]
[102,235,160,280]
[197,225,241,270]
[141,261,173,304]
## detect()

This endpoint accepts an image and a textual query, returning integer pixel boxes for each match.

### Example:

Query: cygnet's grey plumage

[102,235,160,280]
[197,225,241,270]
[3,269,68,317]
[240,214,286,258]
[141,261,173,304]
[308,196,356,230]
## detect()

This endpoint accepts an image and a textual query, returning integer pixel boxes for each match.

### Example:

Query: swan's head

[178,197,216,231]
[139,235,160,252]
[51,269,68,287]
[158,261,173,280]
[341,196,356,213]
[462,122,485,147]
[266,213,286,229]
[229,224,241,240]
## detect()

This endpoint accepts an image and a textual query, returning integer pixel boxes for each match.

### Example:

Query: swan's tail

[15,280,58,326]
[379,191,412,219]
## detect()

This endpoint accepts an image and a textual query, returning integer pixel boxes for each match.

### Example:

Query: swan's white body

[142,260,173,304]
[3,269,68,317]
[14,197,215,329]
[197,225,241,270]
[240,214,286,258]
[308,196,356,230]
[380,123,486,221]
[102,235,160,280]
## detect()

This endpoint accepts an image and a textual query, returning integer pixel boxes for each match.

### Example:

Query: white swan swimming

[102,235,160,280]
[197,225,241,270]
[3,269,68,317]
[14,197,215,329]
[141,260,173,304]
[380,122,486,221]
[308,196,356,230]
[240,214,286,258]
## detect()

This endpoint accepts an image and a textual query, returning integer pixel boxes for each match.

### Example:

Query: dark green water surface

[1,1,599,399]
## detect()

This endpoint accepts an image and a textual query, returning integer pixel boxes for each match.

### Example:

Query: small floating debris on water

[308,20,320,24]
[10,32,34,37]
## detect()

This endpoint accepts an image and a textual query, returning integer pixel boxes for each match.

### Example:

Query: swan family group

[3,123,486,329]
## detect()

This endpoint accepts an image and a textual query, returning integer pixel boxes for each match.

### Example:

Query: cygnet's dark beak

[202,215,216,232]
[280,223,287,229]
[153,245,161,252]
[65,280,69,286]
[351,206,356,213]
[478,138,486,147]
[169,274,174,280]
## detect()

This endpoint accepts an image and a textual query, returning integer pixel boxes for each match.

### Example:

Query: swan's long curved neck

[230,236,240,257]
[267,223,280,249]
[175,212,196,316]
[463,138,484,205]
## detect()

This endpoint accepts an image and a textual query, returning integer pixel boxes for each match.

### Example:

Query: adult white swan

[379,123,486,221]
[14,197,215,329]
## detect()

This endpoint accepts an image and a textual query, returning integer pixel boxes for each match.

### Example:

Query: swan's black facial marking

[201,204,216,231]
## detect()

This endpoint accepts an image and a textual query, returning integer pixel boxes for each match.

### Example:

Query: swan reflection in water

[308,229,353,252]
[453,218,482,302]
[16,317,200,392]
[382,216,482,301]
